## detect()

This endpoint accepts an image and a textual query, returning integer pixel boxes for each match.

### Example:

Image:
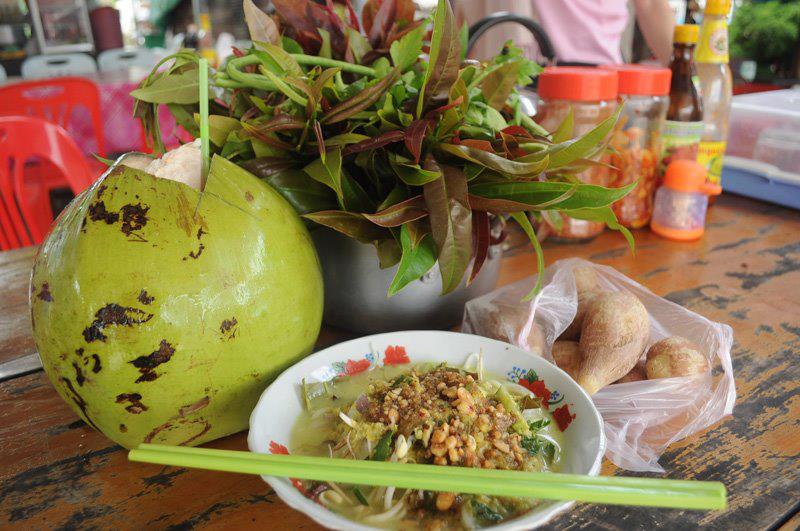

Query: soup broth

[290,362,564,530]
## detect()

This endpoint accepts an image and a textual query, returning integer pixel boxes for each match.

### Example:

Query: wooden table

[1,194,798,530]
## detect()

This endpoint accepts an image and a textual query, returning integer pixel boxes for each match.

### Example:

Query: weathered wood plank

[1,194,799,530]
[0,247,36,367]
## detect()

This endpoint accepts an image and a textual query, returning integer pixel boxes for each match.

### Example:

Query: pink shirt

[532,0,630,64]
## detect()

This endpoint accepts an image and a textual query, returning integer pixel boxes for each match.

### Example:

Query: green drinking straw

[129,444,727,511]
[198,58,210,189]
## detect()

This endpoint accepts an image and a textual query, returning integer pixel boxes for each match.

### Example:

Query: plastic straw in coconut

[199,58,210,189]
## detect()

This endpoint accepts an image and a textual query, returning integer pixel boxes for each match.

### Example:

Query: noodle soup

[290,359,564,530]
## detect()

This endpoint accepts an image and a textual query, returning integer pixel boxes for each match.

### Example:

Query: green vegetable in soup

[372,430,395,461]
[471,500,503,523]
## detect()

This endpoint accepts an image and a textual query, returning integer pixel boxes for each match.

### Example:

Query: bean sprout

[338,411,356,428]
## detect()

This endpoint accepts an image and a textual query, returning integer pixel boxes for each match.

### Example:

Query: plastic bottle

[651,160,721,241]
[660,25,703,178]
[696,0,733,188]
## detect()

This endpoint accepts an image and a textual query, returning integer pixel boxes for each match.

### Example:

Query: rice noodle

[362,492,408,524]
[369,486,386,505]
[318,489,344,507]
[383,486,396,509]
[461,500,478,529]
[325,481,353,505]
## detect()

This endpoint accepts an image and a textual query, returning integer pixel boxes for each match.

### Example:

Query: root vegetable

[483,305,545,355]
[646,337,709,379]
[552,341,581,380]
[576,292,650,395]
[560,266,604,340]
[526,322,546,356]
[615,361,647,383]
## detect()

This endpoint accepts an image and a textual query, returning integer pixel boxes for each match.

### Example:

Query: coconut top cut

[144,140,202,190]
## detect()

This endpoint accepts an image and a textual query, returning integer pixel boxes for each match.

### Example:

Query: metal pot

[312,228,502,334]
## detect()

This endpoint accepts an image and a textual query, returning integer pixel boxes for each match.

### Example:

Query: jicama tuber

[560,266,604,340]
[615,361,647,383]
[576,292,650,395]
[646,337,709,379]
[552,340,581,380]
[484,305,545,355]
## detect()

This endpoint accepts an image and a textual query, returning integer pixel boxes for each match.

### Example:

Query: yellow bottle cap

[674,24,699,44]
[704,0,732,15]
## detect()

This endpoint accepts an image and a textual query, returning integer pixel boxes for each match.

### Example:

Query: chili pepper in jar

[600,64,671,229]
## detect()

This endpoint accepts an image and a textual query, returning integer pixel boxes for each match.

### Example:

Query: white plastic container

[722,89,800,209]
[726,89,800,170]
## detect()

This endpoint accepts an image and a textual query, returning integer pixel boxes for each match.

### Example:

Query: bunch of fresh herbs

[132,0,633,297]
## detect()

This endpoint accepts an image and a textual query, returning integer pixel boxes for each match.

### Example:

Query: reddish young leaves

[312,120,325,160]
[343,130,405,155]
[468,210,490,285]
[322,69,400,124]
[422,157,472,294]
[303,210,387,242]
[417,0,461,116]
[458,139,494,152]
[404,119,430,164]
[363,195,428,227]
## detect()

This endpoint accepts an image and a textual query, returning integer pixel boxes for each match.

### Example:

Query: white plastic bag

[461,257,736,472]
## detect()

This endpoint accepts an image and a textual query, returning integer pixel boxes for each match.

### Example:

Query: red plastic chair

[0,196,20,250]
[0,77,107,157]
[0,116,94,247]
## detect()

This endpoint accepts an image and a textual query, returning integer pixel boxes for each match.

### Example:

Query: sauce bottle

[660,24,703,178]
[696,0,733,190]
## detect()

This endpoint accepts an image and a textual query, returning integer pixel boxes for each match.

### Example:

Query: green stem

[218,53,378,94]
[290,54,377,77]
[520,113,550,137]
[226,56,277,92]
[214,77,247,89]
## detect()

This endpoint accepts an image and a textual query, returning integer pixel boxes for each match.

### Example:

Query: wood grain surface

[1,194,798,530]
[0,248,36,367]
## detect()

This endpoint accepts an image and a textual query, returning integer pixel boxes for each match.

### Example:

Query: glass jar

[535,67,618,242]
[600,64,671,228]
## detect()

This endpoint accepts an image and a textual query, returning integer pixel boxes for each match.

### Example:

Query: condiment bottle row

[532,0,732,243]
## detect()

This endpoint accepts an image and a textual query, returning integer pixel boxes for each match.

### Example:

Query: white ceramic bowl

[248,331,605,530]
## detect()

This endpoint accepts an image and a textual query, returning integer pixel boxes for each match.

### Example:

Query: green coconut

[30,154,323,448]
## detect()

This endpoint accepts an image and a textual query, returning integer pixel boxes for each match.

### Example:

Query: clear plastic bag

[461,258,736,472]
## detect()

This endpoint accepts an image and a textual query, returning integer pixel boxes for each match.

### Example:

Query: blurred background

[0,0,797,87]
[0,0,798,253]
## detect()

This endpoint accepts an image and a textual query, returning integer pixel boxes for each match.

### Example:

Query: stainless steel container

[312,228,502,334]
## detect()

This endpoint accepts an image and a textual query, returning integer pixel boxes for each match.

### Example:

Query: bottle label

[660,120,703,172]
[697,140,726,185]
[697,18,729,63]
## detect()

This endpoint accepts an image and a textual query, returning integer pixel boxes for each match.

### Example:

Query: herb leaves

[132,0,634,298]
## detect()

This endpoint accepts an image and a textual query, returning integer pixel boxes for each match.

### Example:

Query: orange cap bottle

[651,160,721,241]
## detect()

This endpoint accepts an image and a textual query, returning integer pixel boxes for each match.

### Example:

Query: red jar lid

[600,64,671,96]
[537,66,618,102]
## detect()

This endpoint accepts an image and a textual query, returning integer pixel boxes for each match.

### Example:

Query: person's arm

[633,0,676,64]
